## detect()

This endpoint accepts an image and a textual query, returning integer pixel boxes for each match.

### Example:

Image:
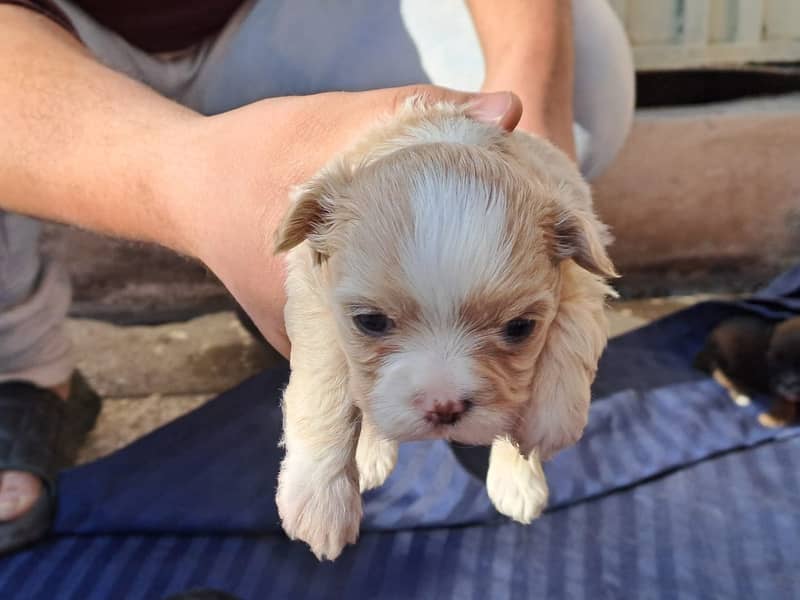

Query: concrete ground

[73,297,709,465]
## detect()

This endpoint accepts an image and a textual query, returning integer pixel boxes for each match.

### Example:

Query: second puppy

[696,314,800,426]
[274,99,616,560]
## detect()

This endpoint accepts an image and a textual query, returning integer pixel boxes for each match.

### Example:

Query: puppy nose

[424,398,473,425]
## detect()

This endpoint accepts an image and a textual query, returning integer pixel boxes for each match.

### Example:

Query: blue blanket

[2,267,800,599]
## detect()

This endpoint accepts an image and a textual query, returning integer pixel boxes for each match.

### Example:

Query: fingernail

[466,91,513,124]
[0,497,21,520]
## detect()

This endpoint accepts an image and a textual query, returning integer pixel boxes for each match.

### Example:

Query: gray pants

[0,0,635,386]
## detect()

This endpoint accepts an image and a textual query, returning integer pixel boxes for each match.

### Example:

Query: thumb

[464,91,523,132]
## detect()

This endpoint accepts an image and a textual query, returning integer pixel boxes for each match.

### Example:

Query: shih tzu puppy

[696,315,800,427]
[273,99,617,560]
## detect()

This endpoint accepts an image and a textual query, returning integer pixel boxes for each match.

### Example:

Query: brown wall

[594,111,800,294]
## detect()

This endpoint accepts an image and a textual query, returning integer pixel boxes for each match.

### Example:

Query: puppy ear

[552,208,618,279]
[273,180,332,256]
[513,267,611,460]
[273,163,351,262]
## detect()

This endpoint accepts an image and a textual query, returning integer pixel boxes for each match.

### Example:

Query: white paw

[276,461,362,561]
[487,453,549,524]
[357,438,398,492]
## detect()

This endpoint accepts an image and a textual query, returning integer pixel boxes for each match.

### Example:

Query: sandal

[0,372,101,555]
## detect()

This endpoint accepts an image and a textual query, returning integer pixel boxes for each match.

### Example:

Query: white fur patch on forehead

[384,114,505,155]
[399,154,512,324]
[345,101,508,171]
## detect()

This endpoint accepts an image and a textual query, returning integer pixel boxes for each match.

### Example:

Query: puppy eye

[503,318,535,343]
[353,312,394,336]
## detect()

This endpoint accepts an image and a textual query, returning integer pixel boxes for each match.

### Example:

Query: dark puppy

[696,315,800,427]
[769,318,800,403]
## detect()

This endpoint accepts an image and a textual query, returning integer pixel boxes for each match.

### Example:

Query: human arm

[0,5,522,357]
[466,0,576,160]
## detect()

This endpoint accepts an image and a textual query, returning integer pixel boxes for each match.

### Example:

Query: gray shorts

[0,0,635,385]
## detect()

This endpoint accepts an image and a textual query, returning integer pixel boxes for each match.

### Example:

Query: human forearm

[466,0,575,158]
[0,6,200,252]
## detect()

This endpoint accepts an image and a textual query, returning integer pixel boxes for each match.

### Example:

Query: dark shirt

[3,0,245,52]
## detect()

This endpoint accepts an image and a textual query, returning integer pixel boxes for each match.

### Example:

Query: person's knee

[0,256,74,386]
[572,0,636,180]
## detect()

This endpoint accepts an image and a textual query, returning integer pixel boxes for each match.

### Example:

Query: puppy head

[276,119,614,446]
[768,317,800,402]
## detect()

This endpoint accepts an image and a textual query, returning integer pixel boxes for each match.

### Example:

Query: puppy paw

[277,463,362,561]
[487,445,548,524]
[731,392,751,407]
[357,437,398,492]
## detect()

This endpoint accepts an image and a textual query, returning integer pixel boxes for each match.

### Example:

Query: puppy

[696,315,800,426]
[273,99,617,560]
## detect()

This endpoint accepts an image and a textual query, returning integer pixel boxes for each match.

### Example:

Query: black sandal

[0,372,101,555]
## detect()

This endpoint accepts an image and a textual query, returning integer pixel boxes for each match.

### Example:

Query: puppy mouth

[428,423,464,439]
[419,416,505,445]
[367,397,509,444]
[385,418,482,444]
[404,422,464,442]
[389,424,501,446]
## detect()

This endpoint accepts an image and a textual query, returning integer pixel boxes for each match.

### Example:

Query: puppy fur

[274,99,616,560]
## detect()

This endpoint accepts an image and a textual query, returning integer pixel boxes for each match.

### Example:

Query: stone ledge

[68,313,282,398]
[594,94,800,296]
[41,226,233,324]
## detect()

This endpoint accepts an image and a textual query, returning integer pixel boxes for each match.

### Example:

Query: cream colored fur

[275,99,615,560]
[276,247,362,561]
[356,416,399,492]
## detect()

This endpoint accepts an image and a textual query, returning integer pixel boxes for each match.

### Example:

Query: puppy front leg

[711,368,752,407]
[356,416,398,492]
[277,365,362,561]
[487,437,548,523]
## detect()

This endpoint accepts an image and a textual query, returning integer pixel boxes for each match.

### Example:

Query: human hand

[169,86,522,357]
